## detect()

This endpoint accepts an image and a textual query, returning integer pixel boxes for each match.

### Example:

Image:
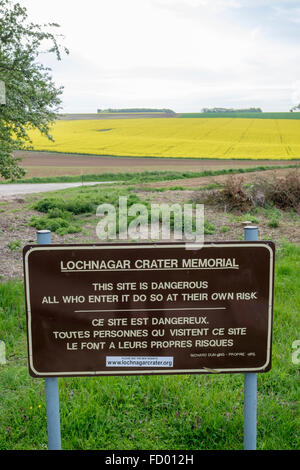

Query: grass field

[27,118,300,160]
[2,164,298,184]
[0,241,299,450]
[179,112,300,120]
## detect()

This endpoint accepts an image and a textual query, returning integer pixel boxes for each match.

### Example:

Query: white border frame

[24,243,274,376]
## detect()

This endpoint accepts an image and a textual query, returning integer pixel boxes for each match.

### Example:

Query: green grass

[137,183,221,192]
[179,112,300,120]
[26,184,216,237]
[1,164,299,184]
[204,221,216,235]
[228,214,260,224]
[28,186,143,235]
[7,240,22,252]
[268,219,280,228]
[0,242,299,450]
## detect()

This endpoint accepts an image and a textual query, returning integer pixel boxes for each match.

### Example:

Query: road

[0,181,115,198]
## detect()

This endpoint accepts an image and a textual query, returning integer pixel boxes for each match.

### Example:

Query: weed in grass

[268,219,280,228]
[227,213,259,224]
[265,206,282,220]
[204,221,216,235]
[7,240,22,251]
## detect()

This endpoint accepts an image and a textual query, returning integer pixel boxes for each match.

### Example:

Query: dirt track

[13,150,298,178]
[0,181,115,199]
[139,167,298,189]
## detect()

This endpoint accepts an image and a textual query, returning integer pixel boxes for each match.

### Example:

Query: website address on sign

[106,356,174,367]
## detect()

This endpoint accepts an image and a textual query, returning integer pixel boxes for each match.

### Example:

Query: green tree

[0,0,68,179]
[290,104,300,112]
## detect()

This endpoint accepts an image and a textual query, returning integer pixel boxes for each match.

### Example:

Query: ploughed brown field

[13,150,296,179]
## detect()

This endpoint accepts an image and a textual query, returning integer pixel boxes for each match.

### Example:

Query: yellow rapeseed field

[28,118,300,159]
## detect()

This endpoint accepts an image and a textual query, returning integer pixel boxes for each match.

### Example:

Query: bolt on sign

[23,242,274,377]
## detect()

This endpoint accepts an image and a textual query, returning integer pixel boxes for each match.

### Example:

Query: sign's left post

[37,230,62,450]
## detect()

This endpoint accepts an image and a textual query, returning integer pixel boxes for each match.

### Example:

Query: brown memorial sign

[23,242,274,377]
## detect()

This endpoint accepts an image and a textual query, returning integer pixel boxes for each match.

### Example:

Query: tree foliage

[0,0,68,179]
[290,104,300,112]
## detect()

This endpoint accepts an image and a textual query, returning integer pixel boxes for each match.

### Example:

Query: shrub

[29,215,81,235]
[192,170,300,214]
[32,197,64,213]
[199,176,254,212]
[32,196,94,215]
[47,208,72,220]
[221,176,254,212]
[204,221,216,234]
[64,199,95,215]
[251,171,300,212]
[268,219,280,228]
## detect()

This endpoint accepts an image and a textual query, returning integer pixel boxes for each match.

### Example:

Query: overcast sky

[21,0,300,113]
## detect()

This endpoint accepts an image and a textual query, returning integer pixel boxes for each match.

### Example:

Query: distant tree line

[97,108,175,114]
[201,107,262,113]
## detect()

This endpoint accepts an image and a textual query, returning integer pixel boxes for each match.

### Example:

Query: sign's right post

[243,225,258,450]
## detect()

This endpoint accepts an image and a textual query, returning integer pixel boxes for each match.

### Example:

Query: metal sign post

[37,230,62,450]
[244,226,258,450]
